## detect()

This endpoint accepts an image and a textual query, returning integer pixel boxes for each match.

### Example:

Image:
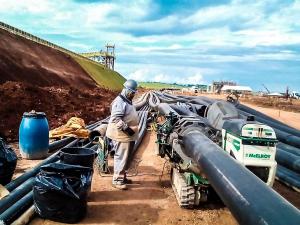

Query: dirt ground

[241,95,300,113]
[9,93,300,225]
[29,131,237,225]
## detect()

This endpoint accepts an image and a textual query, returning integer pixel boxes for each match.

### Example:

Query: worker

[106,79,139,190]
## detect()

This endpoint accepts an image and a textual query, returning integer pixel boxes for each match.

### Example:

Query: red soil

[0,28,119,141]
[0,28,95,88]
[0,81,117,142]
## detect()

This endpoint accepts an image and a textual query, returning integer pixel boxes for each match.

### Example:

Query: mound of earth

[0,28,96,88]
[0,81,117,141]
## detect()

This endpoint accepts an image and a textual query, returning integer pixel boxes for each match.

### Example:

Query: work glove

[123,127,135,136]
[116,120,126,130]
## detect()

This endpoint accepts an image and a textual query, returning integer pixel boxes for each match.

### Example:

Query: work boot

[124,177,133,184]
[112,181,127,190]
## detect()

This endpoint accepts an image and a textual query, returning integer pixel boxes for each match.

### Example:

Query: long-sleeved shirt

[106,94,139,142]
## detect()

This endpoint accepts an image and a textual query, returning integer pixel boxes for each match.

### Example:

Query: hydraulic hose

[182,130,300,225]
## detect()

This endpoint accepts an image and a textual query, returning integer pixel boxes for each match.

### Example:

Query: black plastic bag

[33,162,92,223]
[0,137,17,185]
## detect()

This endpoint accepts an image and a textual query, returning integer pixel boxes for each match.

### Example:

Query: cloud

[68,42,93,51]
[124,64,209,85]
[177,73,204,85]
[127,68,150,81]
[0,0,299,91]
[0,0,53,13]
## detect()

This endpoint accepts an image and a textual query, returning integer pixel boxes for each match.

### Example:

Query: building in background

[221,85,252,94]
[207,81,237,93]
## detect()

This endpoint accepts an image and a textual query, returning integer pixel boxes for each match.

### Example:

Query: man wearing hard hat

[106,79,139,190]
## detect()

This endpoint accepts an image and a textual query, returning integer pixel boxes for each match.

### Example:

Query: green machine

[222,119,277,186]
[155,105,278,208]
[155,114,214,208]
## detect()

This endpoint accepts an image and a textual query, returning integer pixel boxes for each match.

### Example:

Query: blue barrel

[19,111,49,159]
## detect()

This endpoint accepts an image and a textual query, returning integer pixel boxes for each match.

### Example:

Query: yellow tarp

[49,117,89,139]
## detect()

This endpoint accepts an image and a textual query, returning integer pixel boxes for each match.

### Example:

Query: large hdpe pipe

[134,93,150,110]
[276,149,300,173]
[133,111,148,152]
[148,92,160,110]
[182,130,300,225]
[157,103,179,116]
[274,129,300,148]
[277,142,300,157]
[155,92,179,104]
[276,165,300,190]
[236,103,300,137]
[238,110,300,148]
[169,104,198,117]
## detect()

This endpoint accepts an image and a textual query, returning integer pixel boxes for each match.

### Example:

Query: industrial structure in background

[80,44,116,70]
[206,81,252,94]
[207,81,237,93]
[0,21,115,71]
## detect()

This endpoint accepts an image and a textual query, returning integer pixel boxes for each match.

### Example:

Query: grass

[139,82,186,89]
[72,55,126,91]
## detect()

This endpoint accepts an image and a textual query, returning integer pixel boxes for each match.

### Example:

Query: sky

[0,0,300,91]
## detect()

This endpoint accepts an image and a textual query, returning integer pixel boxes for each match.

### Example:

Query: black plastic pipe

[5,138,79,192]
[276,165,300,190]
[277,142,300,157]
[83,141,94,148]
[0,191,33,225]
[48,118,105,153]
[182,131,300,225]
[149,92,160,110]
[0,178,34,214]
[155,92,179,103]
[157,103,179,116]
[134,93,150,110]
[5,152,59,192]
[239,110,300,148]
[236,103,300,137]
[276,149,300,173]
[169,104,198,117]
[133,111,148,153]
[48,137,75,153]
[274,129,300,148]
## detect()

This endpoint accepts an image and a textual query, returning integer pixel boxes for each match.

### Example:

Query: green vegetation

[139,82,207,90]
[139,82,185,89]
[72,55,126,91]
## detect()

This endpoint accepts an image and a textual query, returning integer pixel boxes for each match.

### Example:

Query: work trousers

[112,141,135,184]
